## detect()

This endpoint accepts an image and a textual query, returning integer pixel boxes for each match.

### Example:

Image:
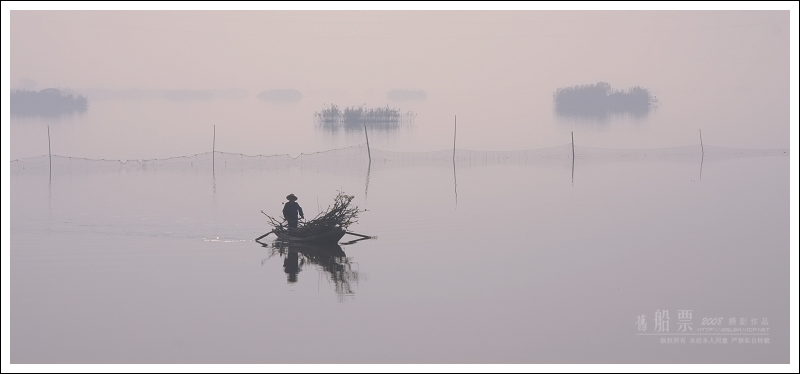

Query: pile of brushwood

[262,192,364,235]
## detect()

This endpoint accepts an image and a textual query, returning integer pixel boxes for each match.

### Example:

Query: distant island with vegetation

[315,104,416,128]
[11,88,88,117]
[553,82,658,118]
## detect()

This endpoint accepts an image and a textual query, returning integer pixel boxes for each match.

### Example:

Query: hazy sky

[5,5,792,99]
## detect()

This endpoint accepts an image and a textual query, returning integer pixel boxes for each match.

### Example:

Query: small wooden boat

[272,240,347,258]
[272,226,347,245]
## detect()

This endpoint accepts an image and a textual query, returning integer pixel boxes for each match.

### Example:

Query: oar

[345,231,372,239]
[341,236,371,245]
[255,230,274,241]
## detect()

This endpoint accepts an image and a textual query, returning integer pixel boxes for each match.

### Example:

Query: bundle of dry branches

[262,191,364,235]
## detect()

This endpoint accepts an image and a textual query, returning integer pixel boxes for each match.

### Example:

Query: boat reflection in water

[258,238,366,300]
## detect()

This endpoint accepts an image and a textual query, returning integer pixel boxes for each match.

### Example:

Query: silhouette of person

[282,193,304,228]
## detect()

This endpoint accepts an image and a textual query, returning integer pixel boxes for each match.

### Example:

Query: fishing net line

[9,143,789,175]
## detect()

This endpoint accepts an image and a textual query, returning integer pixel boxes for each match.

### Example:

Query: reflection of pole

[699,129,704,182]
[365,156,371,200]
[213,125,216,173]
[212,172,217,205]
[453,157,458,206]
[700,153,704,182]
[364,123,372,200]
[364,123,371,162]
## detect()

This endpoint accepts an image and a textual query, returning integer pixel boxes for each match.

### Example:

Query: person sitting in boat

[282,193,305,228]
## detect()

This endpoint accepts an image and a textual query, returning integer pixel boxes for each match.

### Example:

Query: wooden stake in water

[699,129,704,156]
[452,115,458,204]
[453,115,457,161]
[364,123,371,162]
[47,125,53,174]
[48,125,52,174]
[571,131,575,160]
[571,131,575,186]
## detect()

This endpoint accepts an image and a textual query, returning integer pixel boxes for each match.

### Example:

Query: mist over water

[6,7,794,366]
[9,9,790,159]
[8,86,790,162]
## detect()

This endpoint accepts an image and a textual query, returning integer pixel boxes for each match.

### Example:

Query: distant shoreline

[10,88,89,117]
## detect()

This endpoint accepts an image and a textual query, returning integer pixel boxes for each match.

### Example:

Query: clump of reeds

[315,104,415,125]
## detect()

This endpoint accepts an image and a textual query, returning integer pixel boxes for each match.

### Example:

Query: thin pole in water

[453,115,457,161]
[571,131,575,160]
[571,131,575,186]
[699,129,704,156]
[48,125,52,175]
[364,123,371,162]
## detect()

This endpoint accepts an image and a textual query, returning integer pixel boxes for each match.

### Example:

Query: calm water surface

[9,93,791,364]
[10,140,789,363]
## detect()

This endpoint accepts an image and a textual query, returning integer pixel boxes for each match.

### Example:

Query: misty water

[9,94,789,364]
